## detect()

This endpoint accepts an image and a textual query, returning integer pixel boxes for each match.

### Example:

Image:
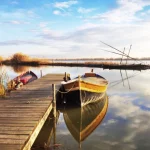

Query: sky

[0,0,150,58]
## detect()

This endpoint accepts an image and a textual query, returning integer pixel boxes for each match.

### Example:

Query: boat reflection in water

[63,93,108,145]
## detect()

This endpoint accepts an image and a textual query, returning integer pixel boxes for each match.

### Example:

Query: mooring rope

[55,81,76,94]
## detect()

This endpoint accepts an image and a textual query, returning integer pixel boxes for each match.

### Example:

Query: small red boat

[13,71,38,89]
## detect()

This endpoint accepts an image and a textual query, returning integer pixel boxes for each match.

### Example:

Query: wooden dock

[0,73,64,150]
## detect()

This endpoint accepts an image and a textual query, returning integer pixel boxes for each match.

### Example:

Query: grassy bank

[1,53,51,66]
[0,53,150,71]
[46,61,150,70]
[0,66,10,97]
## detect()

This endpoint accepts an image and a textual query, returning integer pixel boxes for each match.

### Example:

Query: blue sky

[1,0,150,58]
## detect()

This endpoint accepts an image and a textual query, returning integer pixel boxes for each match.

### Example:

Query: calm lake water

[3,65,150,150]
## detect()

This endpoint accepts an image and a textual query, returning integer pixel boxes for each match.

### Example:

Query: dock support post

[52,84,57,146]
[40,70,43,77]
[52,84,56,118]
[53,112,56,146]
[64,72,67,81]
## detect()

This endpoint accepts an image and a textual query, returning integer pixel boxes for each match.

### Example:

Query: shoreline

[0,53,150,71]
[1,61,150,71]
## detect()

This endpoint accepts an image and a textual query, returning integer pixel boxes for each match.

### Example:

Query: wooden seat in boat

[85,73,96,77]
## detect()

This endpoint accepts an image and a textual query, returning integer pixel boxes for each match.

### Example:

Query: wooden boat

[63,93,108,143]
[61,71,108,106]
[8,71,37,90]
[14,71,37,84]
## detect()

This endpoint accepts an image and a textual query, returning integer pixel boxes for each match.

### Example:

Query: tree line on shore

[53,57,150,61]
[0,53,150,66]
[0,53,51,65]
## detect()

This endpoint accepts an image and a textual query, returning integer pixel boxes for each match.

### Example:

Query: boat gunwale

[62,77,108,86]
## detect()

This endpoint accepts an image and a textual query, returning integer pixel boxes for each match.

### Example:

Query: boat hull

[14,71,37,85]
[63,79,107,93]
[8,71,38,91]
[62,75,108,106]
[64,89,106,106]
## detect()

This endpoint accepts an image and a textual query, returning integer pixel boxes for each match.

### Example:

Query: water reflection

[12,65,30,73]
[32,111,60,150]
[62,93,108,147]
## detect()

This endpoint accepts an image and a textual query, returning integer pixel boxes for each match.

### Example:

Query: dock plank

[0,73,64,150]
[0,144,21,150]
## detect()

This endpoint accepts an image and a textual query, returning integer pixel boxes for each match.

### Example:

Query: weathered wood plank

[10,92,52,95]
[0,139,25,144]
[0,100,51,103]
[0,117,40,121]
[0,130,31,135]
[0,123,36,127]
[0,108,47,112]
[0,134,28,140]
[0,114,42,117]
[0,127,33,131]
[0,107,48,110]
[0,124,35,127]
[0,97,51,100]
[0,105,49,108]
[0,144,21,150]
[0,110,46,114]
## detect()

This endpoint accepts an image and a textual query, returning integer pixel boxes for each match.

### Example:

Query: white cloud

[53,10,70,16]
[2,20,30,25]
[11,20,21,25]
[90,0,150,23]
[40,28,64,39]
[78,7,95,14]
[53,0,78,9]
[0,9,36,20]
[52,0,78,16]
[27,10,36,18]
[53,10,62,15]
[76,23,100,30]
[0,40,47,46]
[39,22,48,28]
[11,1,18,5]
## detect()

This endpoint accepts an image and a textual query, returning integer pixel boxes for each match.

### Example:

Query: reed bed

[12,65,30,73]
[2,53,51,66]
[10,53,31,64]
[0,66,10,97]
[0,53,149,70]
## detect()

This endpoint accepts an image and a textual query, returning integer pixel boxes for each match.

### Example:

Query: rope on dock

[55,82,76,94]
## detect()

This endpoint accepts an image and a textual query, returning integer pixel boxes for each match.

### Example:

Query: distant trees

[10,53,30,64]
[0,53,150,66]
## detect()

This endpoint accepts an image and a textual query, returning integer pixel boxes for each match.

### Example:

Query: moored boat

[8,71,37,90]
[61,71,108,106]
